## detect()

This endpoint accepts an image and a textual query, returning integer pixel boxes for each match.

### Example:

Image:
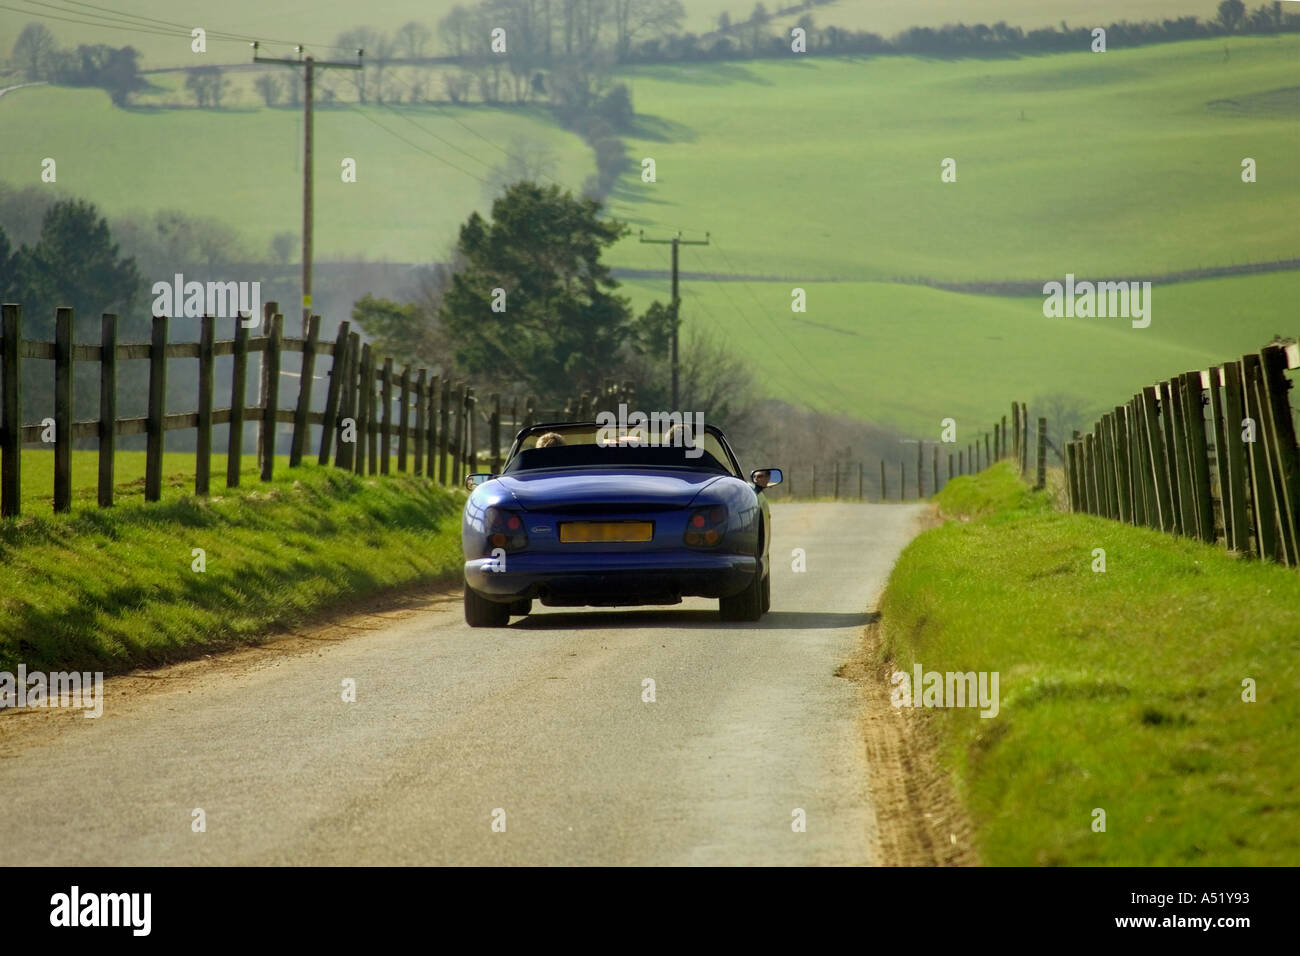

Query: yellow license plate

[559,521,654,543]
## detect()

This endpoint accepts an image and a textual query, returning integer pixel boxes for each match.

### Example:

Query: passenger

[536,431,565,448]
[662,423,693,449]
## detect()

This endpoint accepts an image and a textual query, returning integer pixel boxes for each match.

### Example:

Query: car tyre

[761,572,771,614]
[509,598,532,617]
[720,572,763,623]
[465,584,511,627]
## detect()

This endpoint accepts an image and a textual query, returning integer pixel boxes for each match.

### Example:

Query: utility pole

[638,230,709,408]
[252,44,363,326]
[252,44,361,468]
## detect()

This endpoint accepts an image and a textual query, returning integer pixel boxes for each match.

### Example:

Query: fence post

[932,445,939,495]
[1241,355,1280,560]
[52,307,74,513]
[439,378,451,485]
[916,442,923,497]
[227,319,248,487]
[366,349,379,476]
[290,313,320,468]
[1218,362,1250,553]
[466,387,478,475]
[1164,379,1194,535]
[380,358,393,476]
[145,315,168,502]
[984,433,991,470]
[333,333,357,471]
[413,369,426,476]
[1111,407,1130,520]
[99,313,117,508]
[353,344,370,476]
[490,393,501,473]
[426,374,440,479]
[397,365,411,473]
[260,313,282,482]
[196,314,214,497]
[1179,371,1215,544]
[1012,402,1020,464]
[451,383,465,485]
[1082,434,1096,514]
[318,322,347,466]
[1125,400,1146,527]
[0,304,20,517]
[1036,417,1047,491]
[1258,346,1300,564]
[255,301,276,473]
[1064,441,1077,510]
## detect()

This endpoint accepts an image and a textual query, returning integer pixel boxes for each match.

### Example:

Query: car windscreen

[503,443,733,475]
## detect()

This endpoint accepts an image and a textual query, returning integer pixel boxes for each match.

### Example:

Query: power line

[347,106,492,186]
[685,243,857,419]
[10,0,356,50]
[705,238,858,418]
[380,102,504,175]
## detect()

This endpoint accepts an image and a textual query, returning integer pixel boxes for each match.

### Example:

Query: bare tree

[483,137,559,203]
[253,73,282,106]
[11,22,57,80]
[396,20,433,58]
[612,0,684,60]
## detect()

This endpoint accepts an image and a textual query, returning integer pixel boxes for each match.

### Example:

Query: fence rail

[0,302,633,518]
[1062,341,1300,565]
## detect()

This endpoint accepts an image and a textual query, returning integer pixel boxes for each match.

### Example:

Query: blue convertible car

[461,421,783,626]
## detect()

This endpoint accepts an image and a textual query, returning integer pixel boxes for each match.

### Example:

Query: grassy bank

[878,462,1300,865]
[0,460,464,674]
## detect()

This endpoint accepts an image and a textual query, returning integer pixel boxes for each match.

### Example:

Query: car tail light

[484,506,528,552]
[684,504,727,548]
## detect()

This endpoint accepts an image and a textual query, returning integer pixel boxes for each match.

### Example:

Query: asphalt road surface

[0,502,928,865]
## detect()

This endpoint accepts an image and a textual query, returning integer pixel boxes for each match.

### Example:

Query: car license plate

[559,521,653,543]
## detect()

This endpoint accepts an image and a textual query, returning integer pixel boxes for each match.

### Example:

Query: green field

[3,32,1298,435]
[0,2,1218,70]
[879,462,1300,865]
[624,270,1300,433]
[0,454,464,672]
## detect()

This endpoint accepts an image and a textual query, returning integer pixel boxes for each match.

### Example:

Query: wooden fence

[1062,342,1300,565]
[773,401,1050,500]
[0,302,632,518]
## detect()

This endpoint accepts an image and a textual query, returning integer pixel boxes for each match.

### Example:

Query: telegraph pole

[252,44,363,325]
[638,230,709,408]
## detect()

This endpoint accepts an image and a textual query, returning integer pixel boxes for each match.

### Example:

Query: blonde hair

[536,431,565,448]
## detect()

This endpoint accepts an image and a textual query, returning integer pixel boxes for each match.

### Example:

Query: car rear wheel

[720,572,763,622]
[761,572,771,613]
[509,598,532,617]
[465,584,511,627]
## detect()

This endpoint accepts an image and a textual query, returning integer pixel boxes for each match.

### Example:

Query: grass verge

[0,460,464,674]
[878,461,1300,865]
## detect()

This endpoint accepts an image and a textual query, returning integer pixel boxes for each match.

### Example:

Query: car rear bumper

[464,552,758,606]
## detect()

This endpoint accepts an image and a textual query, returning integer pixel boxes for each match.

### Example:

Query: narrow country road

[0,502,928,865]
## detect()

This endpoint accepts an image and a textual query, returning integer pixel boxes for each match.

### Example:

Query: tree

[483,138,558,204]
[253,73,283,106]
[1218,0,1246,30]
[185,66,228,108]
[13,199,140,340]
[270,231,295,266]
[396,20,433,58]
[96,45,144,106]
[11,22,57,80]
[438,182,642,402]
[613,0,685,60]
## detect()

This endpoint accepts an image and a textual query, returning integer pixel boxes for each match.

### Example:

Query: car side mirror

[751,467,783,490]
[465,473,494,491]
